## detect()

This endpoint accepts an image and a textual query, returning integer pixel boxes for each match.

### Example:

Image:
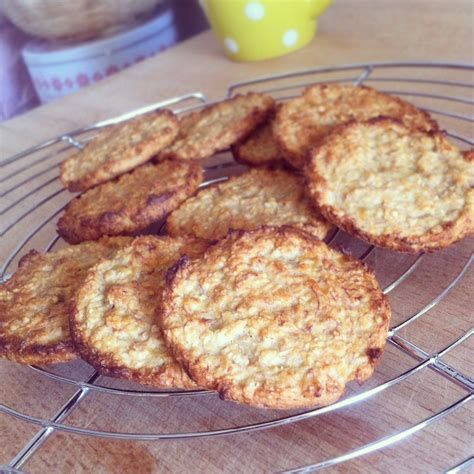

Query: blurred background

[0,0,209,122]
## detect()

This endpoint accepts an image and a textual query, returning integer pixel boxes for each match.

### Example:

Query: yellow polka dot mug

[201,0,332,61]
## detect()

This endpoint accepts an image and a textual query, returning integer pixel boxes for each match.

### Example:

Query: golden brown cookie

[161,226,391,409]
[231,106,285,167]
[166,168,331,240]
[70,236,210,388]
[160,93,275,162]
[57,161,203,244]
[0,237,132,365]
[273,84,438,169]
[60,110,179,192]
[306,118,474,252]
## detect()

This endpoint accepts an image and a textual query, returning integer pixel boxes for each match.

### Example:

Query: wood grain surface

[1,1,473,472]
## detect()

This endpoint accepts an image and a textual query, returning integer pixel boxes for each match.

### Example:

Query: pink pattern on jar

[52,78,62,91]
[106,65,119,76]
[77,73,90,87]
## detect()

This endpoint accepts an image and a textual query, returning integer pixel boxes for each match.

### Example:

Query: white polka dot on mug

[245,2,265,21]
[224,37,239,54]
[282,29,299,47]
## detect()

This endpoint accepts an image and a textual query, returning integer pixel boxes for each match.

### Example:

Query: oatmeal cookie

[305,118,473,252]
[273,84,438,169]
[57,161,203,244]
[0,237,131,365]
[167,168,331,240]
[70,236,209,388]
[60,110,178,191]
[232,106,285,167]
[160,93,275,161]
[161,226,390,409]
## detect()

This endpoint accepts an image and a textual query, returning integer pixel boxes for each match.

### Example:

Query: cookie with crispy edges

[231,106,285,167]
[273,84,438,169]
[306,118,474,252]
[161,226,390,409]
[0,237,132,365]
[57,161,203,244]
[70,236,209,388]
[60,110,178,191]
[160,93,275,162]
[167,168,331,240]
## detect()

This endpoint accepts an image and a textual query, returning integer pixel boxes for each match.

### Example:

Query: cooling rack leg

[446,456,474,474]
[8,371,100,470]
[353,66,374,85]
[61,135,85,150]
[389,332,474,392]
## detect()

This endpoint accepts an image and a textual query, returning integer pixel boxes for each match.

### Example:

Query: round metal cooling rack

[0,62,473,473]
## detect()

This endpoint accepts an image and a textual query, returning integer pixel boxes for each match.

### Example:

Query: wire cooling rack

[0,62,472,473]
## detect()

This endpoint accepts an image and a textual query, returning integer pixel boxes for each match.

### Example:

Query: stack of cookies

[1,85,472,410]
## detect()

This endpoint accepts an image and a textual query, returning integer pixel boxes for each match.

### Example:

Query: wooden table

[1,1,472,472]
